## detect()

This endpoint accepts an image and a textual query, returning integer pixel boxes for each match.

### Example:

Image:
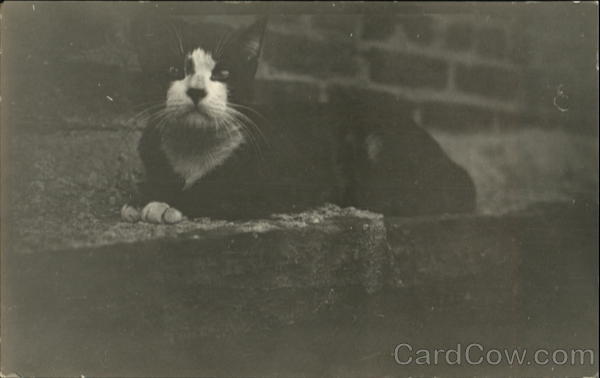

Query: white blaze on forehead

[191,48,216,75]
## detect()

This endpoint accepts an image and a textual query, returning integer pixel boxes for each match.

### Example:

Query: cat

[121,15,476,224]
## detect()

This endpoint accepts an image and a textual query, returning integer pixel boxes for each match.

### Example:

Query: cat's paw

[121,204,141,223]
[140,202,184,224]
[121,202,184,224]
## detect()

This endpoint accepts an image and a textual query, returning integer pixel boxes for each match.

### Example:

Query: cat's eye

[211,69,230,82]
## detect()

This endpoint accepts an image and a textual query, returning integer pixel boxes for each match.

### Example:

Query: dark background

[0,2,598,377]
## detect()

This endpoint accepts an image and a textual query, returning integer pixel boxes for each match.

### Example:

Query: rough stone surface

[4,130,142,253]
[2,204,597,377]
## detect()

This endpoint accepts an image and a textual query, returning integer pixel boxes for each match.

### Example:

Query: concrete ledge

[2,203,597,376]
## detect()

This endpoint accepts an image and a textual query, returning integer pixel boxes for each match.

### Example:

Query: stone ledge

[5,203,596,288]
[2,203,597,376]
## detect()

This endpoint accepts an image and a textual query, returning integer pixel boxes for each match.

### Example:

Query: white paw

[141,202,184,224]
[121,204,141,223]
[121,202,184,224]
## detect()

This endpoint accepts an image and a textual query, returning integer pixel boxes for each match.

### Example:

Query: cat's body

[122,16,476,223]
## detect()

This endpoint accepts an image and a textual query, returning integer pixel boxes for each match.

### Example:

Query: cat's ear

[236,17,268,63]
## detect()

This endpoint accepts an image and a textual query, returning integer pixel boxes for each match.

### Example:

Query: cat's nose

[186,88,207,105]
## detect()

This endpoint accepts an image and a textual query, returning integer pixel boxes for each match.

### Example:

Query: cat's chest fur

[159,123,244,189]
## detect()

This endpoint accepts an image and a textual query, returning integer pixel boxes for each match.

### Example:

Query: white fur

[164,129,244,190]
[140,202,183,224]
[119,202,184,224]
[166,48,228,118]
[160,47,246,189]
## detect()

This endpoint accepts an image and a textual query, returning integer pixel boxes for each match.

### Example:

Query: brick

[268,15,306,27]
[444,22,474,51]
[475,26,507,59]
[519,68,551,109]
[262,32,358,77]
[397,15,435,46]
[365,49,448,89]
[327,85,414,116]
[420,101,495,131]
[254,79,320,105]
[311,15,359,36]
[508,31,533,65]
[455,64,521,100]
[361,15,397,41]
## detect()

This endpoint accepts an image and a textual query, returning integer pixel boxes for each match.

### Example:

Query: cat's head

[132,16,267,125]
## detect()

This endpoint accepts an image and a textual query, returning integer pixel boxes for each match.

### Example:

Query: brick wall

[253,13,529,132]
[4,3,596,133]
[167,4,595,134]
[164,12,533,132]
[257,8,596,133]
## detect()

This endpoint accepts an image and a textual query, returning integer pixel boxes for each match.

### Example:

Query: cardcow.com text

[393,343,596,367]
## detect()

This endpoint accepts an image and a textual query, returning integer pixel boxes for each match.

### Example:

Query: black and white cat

[121,16,476,224]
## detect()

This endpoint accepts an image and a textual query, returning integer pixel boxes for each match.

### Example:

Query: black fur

[129,16,476,220]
